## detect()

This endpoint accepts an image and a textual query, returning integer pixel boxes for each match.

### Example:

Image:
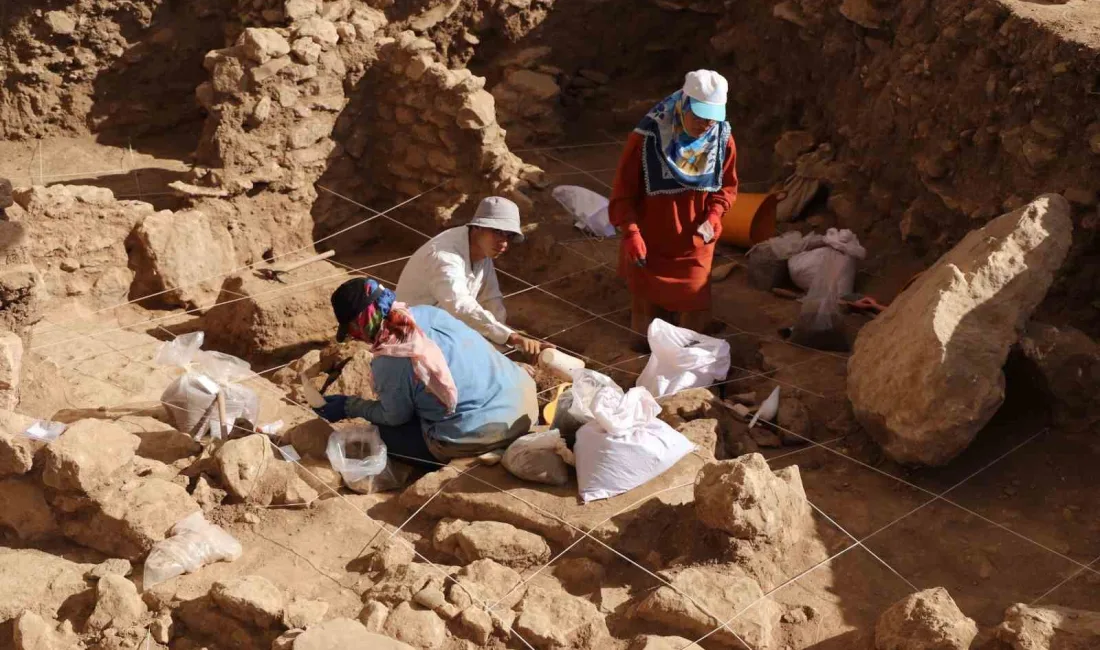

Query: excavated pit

[2,1,1100,649]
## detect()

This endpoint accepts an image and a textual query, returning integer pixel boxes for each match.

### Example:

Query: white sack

[552,185,615,237]
[502,430,570,486]
[637,319,730,399]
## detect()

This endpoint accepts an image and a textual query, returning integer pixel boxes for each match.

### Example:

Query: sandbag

[143,512,242,588]
[746,231,820,290]
[502,430,571,486]
[569,370,695,503]
[637,319,730,399]
[325,424,408,494]
[552,185,615,237]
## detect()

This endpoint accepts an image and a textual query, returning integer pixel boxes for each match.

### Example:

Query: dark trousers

[377,420,440,469]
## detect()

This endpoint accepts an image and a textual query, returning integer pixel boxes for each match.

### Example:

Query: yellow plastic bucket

[541,383,571,425]
[720,192,778,248]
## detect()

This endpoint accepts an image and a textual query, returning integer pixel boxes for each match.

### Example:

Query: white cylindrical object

[538,348,585,380]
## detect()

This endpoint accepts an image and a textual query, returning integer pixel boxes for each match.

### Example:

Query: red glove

[623,226,647,266]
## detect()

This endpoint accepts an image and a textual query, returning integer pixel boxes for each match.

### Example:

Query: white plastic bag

[637,319,731,399]
[502,430,570,486]
[788,228,864,293]
[23,420,66,442]
[325,425,405,494]
[156,332,260,440]
[552,185,615,237]
[791,248,852,351]
[572,378,694,503]
[746,231,820,290]
[143,512,242,588]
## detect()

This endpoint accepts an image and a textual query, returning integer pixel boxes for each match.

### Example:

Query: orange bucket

[720,192,778,248]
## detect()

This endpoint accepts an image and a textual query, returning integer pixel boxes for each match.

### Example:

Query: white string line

[510,140,624,153]
[543,167,616,178]
[30,256,412,353]
[33,167,130,180]
[49,328,541,650]
[33,183,444,336]
[684,426,1052,649]
[805,500,919,592]
[541,153,613,190]
[1031,553,1100,605]
[499,262,608,300]
[763,436,843,465]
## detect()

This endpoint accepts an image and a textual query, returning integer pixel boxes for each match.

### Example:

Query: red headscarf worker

[609,69,738,338]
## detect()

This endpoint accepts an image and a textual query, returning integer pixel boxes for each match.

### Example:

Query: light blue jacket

[345,305,537,456]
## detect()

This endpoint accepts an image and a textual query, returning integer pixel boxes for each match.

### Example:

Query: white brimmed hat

[683,70,728,121]
[468,196,525,242]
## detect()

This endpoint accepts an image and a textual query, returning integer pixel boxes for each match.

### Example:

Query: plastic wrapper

[325,424,408,494]
[637,319,731,399]
[142,512,242,589]
[501,430,571,486]
[552,185,615,237]
[790,248,852,352]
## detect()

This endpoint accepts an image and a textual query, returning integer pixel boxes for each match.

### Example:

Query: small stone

[284,0,320,21]
[336,22,356,42]
[296,17,339,46]
[413,587,446,610]
[242,512,261,524]
[86,558,133,579]
[514,585,609,650]
[14,612,81,650]
[292,38,322,64]
[694,454,812,545]
[251,96,273,126]
[239,28,291,64]
[283,598,329,629]
[87,575,148,631]
[453,521,552,569]
[151,612,173,644]
[59,258,80,272]
[359,600,388,633]
[251,56,291,83]
[210,575,286,628]
[367,538,415,574]
[382,602,446,649]
[875,587,977,650]
[781,605,817,624]
[456,607,493,645]
[44,11,76,36]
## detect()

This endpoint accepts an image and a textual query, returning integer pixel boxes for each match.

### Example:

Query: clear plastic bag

[788,228,864,293]
[790,248,852,352]
[325,424,406,494]
[155,332,260,440]
[501,430,571,486]
[637,319,731,399]
[143,512,242,589]
[746,231,820,290]
[552,185,615,237]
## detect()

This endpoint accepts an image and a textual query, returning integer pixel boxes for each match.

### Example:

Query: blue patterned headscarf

[633,90,731,196]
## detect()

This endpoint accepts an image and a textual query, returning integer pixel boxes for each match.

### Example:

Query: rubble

[41,419,140,493]
[381,602,447,649]
[453,520,552,568]
[874,588,977,650]
[131,209,238,309]
[211,575,286,628]
[215,433,319,506]
[514,585,610,650]
[694,454,812,547]
[996,604,1100,649]
[848,195,1074,466]
[87,574,148,632]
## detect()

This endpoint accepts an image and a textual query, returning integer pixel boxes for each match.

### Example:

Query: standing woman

[609,70,738,336]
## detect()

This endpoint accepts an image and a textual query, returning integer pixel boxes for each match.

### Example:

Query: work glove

[623,226,647,267]
[313,395,349,422]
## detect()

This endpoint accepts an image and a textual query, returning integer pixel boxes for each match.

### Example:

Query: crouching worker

[313,278,539,467]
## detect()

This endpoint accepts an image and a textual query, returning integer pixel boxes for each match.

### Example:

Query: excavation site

[0,1,1098,649]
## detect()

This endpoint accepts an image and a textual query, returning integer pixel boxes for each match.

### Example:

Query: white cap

[468,196,524,242]
[682,70,728,121]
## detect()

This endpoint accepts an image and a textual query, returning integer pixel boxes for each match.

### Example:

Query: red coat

[609,132,739,312]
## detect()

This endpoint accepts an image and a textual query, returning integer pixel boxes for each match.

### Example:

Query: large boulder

[514,585,609,650]
[848,194,1073,466]
[40,419,140,493]
[1019,322,1100,431]
[293,618,415,650]
[56,477,200,560]
[131,209,237,309]
[694,454,812,547]
[453,521,552,569]
[634,565,782,649]
[996,604,1100,649]
[874,587,978,650]
[0,477,59,540]
[0,548,94,625]
[202,261,345,356]
[216,434,319,506]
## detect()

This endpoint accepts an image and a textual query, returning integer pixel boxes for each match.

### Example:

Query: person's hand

[623,228,647,267]
[707,212,723,242]
[313,395,349,422]
[508,333,544,357]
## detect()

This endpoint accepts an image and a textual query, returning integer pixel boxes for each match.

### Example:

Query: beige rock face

[874,588,978,650]
[0,408,43,476]
[694,454,812,546]
[454,520,552,568]
[132,209,237,309]
[630,636,704,650]
[514,585,609,650]
[848,194,1073,466]
[381,602,446,649]
[292,618,415,650]
[634,566,782,649]
[0,548,94,624]
[41,419,140,493]
[87,574,148,632]
[0,330,22,408]
[216,434,319,506]
[13,612,82,650]
[58,477,200,560]
[996,604,1100,650]
[0,477,59,540]
[211,575,286,628]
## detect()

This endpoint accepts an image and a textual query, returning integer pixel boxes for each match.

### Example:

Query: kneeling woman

[314,278,539,466]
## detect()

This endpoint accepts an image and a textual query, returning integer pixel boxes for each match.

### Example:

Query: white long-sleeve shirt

[395,226,514,345]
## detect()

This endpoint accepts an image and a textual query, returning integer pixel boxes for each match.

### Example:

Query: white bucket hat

[468,196,525,242]
[683,69,728,122]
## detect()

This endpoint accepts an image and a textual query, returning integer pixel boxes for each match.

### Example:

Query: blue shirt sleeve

[344,356,417,426]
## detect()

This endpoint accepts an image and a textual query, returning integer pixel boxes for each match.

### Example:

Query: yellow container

[541,383,571,425]
[720,192,778,248]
